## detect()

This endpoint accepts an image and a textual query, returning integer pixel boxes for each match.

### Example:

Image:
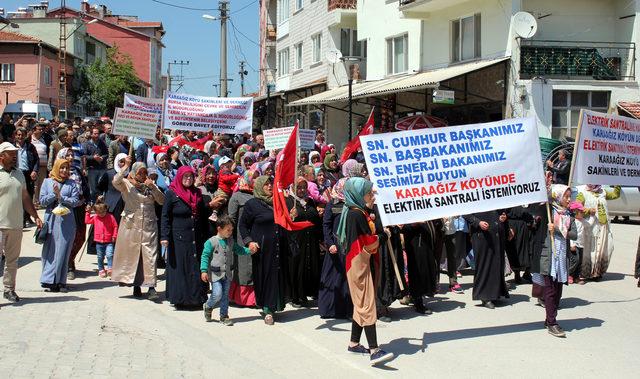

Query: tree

[75,45,142,117]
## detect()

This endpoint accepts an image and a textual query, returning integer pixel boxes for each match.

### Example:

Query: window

[277,0,290,24]
[386,34,408,75]
[312,33,322,63]
[451,14,481,62]
[1,63,15,82]
[340,29,364,57]
[294,43,303,71]
[278,48,290,77]
[44,66,52,86]
[86,42,96,64]
[552,90,610,139]
[295,0,303,11]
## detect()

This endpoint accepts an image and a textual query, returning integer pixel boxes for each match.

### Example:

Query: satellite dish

[326,50,343,64]
[513,11,538,39]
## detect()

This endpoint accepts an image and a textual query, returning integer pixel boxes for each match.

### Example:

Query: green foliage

[75,46,141,117]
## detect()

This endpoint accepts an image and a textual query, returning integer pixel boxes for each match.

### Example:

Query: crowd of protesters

[0,113,633,366]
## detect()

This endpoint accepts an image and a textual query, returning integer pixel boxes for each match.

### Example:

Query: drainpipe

[36,42,43,103]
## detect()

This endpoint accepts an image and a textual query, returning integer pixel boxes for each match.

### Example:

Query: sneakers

[399,295,412,305]
[348,344,370,354]
[449,283,464,294]
[481,300,495,309]
[456,271,462,278]
[203,304,213,322]
[220,317,234,326]
[3,290,20,303]
[370,349,394,366]
[264,314,274,325]
[67,271,76,281]
[547,324,566,338]
[98,270,107,278]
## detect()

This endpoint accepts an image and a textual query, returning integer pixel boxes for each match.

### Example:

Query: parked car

[1,101,54,121]
[606,186,640,220]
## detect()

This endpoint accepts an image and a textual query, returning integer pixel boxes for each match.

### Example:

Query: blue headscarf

[336,177,374,245]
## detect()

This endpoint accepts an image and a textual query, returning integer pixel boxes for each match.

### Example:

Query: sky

[2,0,261,97]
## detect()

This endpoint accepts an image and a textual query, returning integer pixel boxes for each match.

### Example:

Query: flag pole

[566,109,584,189]
[386,236,404,291]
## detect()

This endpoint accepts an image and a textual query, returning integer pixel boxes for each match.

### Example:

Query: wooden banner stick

[385,236,405,291]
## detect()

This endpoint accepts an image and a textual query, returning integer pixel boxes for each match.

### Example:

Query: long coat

[464,211,509,301]
[39,178,82,286]
[228,190,254,286]
[161,190,208,306]
[96,169,124,224]
[239,198,290,313]
[111,171,164,287]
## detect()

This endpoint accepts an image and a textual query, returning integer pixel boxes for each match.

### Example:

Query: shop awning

[617,101,640,119]
[287,56,510,106]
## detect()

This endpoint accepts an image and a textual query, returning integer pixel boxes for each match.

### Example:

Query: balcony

[327,0,357,27]
[399,0,471,18]
[265,23,276,47]
[520,40,636,81]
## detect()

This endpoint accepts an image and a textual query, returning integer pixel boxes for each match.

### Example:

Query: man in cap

[0,142,42,304]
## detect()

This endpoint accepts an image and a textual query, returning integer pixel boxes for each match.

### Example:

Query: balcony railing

[520,40,636,81]
[266,23,276,41]
[328,0,356,12]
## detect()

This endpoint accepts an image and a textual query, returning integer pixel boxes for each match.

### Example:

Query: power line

[149,0,217,11]
[229,20,258,73]
[229,19,260,47]
[231,0,258,15]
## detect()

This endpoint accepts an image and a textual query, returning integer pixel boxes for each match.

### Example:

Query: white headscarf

[114,153,128,174]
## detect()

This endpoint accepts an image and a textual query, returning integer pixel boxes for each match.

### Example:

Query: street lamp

[341,56,362,140]
[65,18,97,40]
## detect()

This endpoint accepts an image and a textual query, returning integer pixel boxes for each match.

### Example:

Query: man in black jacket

[15,127,39,227]
[546,149,570,185]
[83,126,109,202]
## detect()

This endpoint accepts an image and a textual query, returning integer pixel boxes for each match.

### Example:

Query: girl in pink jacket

[85,201,118,278]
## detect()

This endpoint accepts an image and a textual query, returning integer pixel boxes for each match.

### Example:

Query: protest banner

[124,93,163,114]
[112,108,160,141]
[162,91,253,134]
[263,126,316,151]
[570,110,640,186]
[361,117,547,227]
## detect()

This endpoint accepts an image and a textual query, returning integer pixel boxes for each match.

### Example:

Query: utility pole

[219,1,229,97]
[167,60,189,92]
[57,0,68,120]
[238,61,248,96]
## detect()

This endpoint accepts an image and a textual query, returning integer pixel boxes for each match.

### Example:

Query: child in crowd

[217,156,240,196]
[569,201,594,285]
[85,200,118,278]
[201,216,259,325]
[209,189,229,222]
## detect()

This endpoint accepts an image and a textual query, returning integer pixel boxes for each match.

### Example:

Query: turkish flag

[339,108,375,163]
[274,122,314,231]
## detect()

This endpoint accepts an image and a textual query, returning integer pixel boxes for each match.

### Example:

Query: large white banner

[162,91,253,134]
[361,117,547,226]
[124,93,163,114]
[112,108,160,141]
[572,110,640,186]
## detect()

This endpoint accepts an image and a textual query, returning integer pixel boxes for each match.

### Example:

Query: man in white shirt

[0,142,42,304]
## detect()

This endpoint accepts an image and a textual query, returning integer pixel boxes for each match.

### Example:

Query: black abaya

[372,206,405,308]
[401,222,439,300]
[464,211,509,302]
[318,201,353,319]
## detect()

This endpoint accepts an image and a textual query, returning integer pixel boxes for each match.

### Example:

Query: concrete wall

[420,0,512,69]
[12,18,86,61]
[357,0,422,80]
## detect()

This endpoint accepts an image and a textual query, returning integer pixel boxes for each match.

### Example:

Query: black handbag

[34,222,48,244]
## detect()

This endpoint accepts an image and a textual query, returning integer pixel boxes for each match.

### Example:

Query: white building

[288,0,640,146]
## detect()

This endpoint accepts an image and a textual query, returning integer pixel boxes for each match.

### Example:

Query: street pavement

[1,216,639,378]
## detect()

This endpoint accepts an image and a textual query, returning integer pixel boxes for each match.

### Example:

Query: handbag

[34,222,48,244]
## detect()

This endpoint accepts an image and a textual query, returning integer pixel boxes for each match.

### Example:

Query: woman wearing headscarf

[575,184,621,280]
[320,145,332,162]
[463,209,510,309]
[238,176,291,325]
[323,154,341,186]
[198,164,222,236]
[57,147,89,280]
[161,166,209,308]
[534,185,577,338]
[399,221,438,314]
[258,160,274,177]
[337,177,394,366]
[112,159,165,300]
[286,177,322,308]
[319,178,352,319]
[228,169,258,306]
[342,159,365,179]
[97,153,127,224]
[39,159,82,292]
[155,152,175,191]
[309,151,322,168]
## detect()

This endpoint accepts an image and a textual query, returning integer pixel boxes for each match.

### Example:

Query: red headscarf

[170,166,203,216]
[320,145,332,161]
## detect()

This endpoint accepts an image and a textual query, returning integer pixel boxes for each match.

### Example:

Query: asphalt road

[1,219,638,378]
